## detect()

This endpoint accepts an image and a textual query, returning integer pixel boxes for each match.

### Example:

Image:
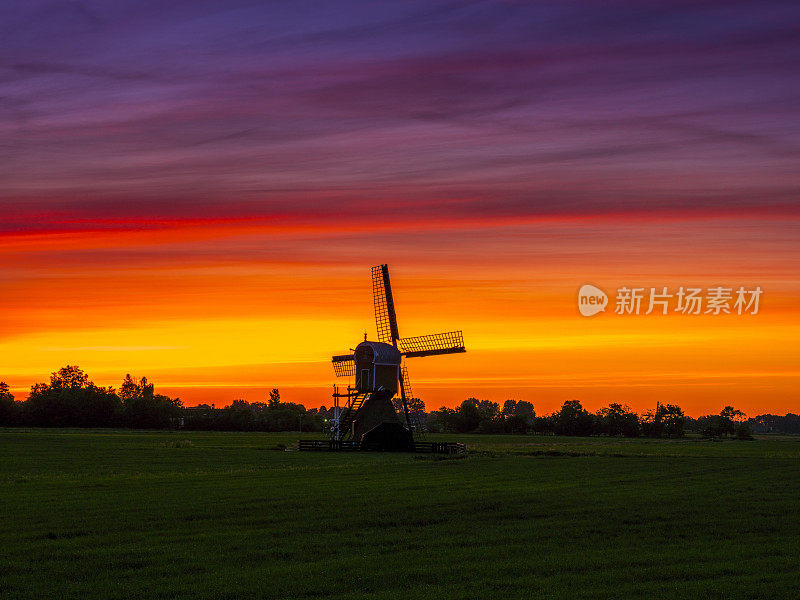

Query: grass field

[1,429,798,599]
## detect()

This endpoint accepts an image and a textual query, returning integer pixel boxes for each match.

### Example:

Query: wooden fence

[297,439,466,454]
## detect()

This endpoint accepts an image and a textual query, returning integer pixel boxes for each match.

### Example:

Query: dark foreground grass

[1,429,798,599]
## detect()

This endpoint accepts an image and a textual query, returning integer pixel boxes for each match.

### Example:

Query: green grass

[1,429,798,599]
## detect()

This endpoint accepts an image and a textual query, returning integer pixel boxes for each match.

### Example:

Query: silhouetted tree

[642,403,685,438]
[118,374,182,429]
[720,405,746,423]
[532,415,556,434]
[596,403,640,437]
[455,399,482,432]
[660,404,686,438]
[24,366,120,427]
[426,407,456,433]
[227,401,256,430]
[119,374,154,402]
[700,405,744,438]
[554,400,594,436]
[747,413,800,434]
[392,396,427,429]
[51,365,90,389]
[250,401,269,414]
[501,399,536,433]
[475,399,502,432]
[0,382,18,426]
[501,400,518,419]
[180,391,324,432]
[443,398,503,433]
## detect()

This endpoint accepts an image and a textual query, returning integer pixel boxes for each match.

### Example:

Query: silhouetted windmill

[330,264,465,450]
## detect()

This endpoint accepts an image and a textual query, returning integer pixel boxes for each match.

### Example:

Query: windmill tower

[330,264,466,450]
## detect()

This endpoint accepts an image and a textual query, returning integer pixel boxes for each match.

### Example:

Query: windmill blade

[372,264,400,345]
[399,364,425,439]
[398,331,465,358]
[331,354,356,377]
[398,363,412,427]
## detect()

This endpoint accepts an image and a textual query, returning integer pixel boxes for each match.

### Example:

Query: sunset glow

[2,1,798,416]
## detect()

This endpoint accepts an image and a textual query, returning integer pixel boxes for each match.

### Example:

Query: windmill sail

[398,364,426,439]
[372,264,400,345]
[398,331,465,358]
[331,354,356,377]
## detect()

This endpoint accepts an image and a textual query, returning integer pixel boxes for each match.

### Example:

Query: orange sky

[2,214,797,417]
[2,1,799,418]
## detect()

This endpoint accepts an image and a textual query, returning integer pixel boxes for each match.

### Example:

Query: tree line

[0,365,792,438]
[184,388,328,432]
[0,367,183,429]
[424,398,760,439]
[426,398,688,437]
[0,367,332,432]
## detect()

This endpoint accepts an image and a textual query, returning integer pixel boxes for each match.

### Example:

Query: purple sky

[2,0,799,232]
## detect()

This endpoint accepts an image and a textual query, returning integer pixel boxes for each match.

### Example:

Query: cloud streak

[2,1,799,215]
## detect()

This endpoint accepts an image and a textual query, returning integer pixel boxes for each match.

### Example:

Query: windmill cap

[355,341,402,365]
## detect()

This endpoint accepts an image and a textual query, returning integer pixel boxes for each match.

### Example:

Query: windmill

[330,264,465,450]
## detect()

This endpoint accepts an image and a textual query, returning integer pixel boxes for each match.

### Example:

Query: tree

[118,374,181,429]
[720,406,746,435]
[505,413,529,434]
[392,396,427,429]
[701,406,743,439]
[641,405,663,437]
[748,413,800,434]
[642,403,685,438]
[0,382,17,426]
[226,400,255,430]
[554,400,594,436]
[502,399,536,433]
[532,414,555,434]
[501,400,518,419]
[420,398,499,433]
[268,388,281,408]
[50,365,91,389]
[720,406,745,422]
[119,374,154,402]
[426,407,456,433]
[514,401,536,422]
[455,399,482,433]
[474,399,502,432]
[660,404,685,438]
[596,403,640,437]
[25,366,119,427]
[250,402,269,414]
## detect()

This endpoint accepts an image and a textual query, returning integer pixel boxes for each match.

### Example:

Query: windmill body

[330,264,466,450]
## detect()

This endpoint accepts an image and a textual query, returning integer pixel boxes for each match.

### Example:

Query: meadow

[1,429,798,599]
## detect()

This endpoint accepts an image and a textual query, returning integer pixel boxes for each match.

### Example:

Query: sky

[1,0,799,417]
